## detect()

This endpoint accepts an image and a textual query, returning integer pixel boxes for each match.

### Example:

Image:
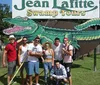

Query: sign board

[12,0,100,19]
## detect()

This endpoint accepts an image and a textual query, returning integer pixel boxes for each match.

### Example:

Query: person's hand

[42,50,45,54]
[52,75,57,78]
[56,76,60,79]
[2,62,6,67]
[62,48,66,51]
[41,57,44,63]
[52,63,54,67]
[21,36,23,39]
[50,76,53,80]
[18,62,21,67]
[42,60,44,63]
[29,51,35,55]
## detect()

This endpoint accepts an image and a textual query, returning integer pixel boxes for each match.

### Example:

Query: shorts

[26,61,39,75]
[8,61,16,75]
[63,63,72,77]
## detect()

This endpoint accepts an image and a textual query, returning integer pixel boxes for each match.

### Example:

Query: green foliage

[0,3,12,35]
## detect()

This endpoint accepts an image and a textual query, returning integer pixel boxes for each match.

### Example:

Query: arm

[16,37,23,43]
[28,50,43,58]
[34,52,43,57]
[2,49,7,67]
[62,48,73,56]
[50,67,57,77]
[62,49,64,59]
[27,44,43,58]
[41,50,45,62]
[18,46,22,66]
[51,49,54,66]
[41,56,44,62]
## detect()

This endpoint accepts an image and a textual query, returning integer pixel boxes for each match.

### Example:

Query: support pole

[94,48,96,71]
[94,26,97,71]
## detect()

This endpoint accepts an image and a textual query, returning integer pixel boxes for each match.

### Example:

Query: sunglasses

[23,40,27,41]
[9,38,15,40]
[46,44,49,46]
[35,39,40,42]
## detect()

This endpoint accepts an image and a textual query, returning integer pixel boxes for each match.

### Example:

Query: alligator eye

[23,17,28,20]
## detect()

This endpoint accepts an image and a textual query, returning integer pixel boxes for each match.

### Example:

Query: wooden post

[94,48,96,71]
[94,26,97,71]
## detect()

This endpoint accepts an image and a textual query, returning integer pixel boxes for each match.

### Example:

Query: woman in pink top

[62,38,73,85]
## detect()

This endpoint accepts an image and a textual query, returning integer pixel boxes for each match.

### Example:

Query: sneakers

[7,81,17,85]
[36,83,40,85]
[64,84,67,85]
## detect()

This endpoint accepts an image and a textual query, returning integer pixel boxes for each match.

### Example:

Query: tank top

[45,50,52,59]
[20,45,28,62]
[63,45,73,63]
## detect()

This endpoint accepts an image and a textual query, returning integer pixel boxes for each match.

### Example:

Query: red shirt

[5,42,17,62]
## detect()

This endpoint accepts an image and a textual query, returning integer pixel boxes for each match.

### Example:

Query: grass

[72,54,100,85]
[0,54,100,85]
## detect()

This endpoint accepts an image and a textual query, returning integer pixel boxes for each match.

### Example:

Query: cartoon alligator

[3,17,100,52]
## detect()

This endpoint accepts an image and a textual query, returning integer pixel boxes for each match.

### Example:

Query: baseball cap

[64,38,68,41]
[9,35,16,40]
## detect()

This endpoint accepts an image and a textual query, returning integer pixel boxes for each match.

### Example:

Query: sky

[0,0,12,11]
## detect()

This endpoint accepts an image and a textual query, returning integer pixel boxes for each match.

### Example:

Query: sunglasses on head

[46,44,49,46]
[35,39,40,42]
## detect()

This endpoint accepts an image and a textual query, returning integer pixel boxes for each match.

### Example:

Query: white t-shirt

[52,43,63,61]
[27,43,42,62]
[20,44,28,62]
[63,45,73,63]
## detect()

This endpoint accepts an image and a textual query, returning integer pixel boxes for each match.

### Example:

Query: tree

[0,3,12,36]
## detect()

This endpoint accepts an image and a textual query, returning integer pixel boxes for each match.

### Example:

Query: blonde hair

[42,42,52,49]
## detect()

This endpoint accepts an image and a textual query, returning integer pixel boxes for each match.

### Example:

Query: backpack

[67,45,76,60]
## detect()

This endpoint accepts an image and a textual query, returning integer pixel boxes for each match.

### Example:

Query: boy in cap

[2,35,23,84]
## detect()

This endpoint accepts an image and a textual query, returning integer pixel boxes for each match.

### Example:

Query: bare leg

[20,71,24,85]
[29,75,32,85]
[7,75,13,84]
[69,76,72,85]
[7,75,11,84]
[64,78,69,83]
[20,67,25,85]
[25,75,29,84]
[35,74,39,84]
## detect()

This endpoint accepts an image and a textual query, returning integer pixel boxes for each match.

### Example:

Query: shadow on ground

[0,73,7,85]
[72,63,81,68]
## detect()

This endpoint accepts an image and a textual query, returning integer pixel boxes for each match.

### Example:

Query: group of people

[2,35,74,85]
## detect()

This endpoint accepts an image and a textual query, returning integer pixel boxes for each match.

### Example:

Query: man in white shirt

[27,37,42,85]
[52,38,63,64]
